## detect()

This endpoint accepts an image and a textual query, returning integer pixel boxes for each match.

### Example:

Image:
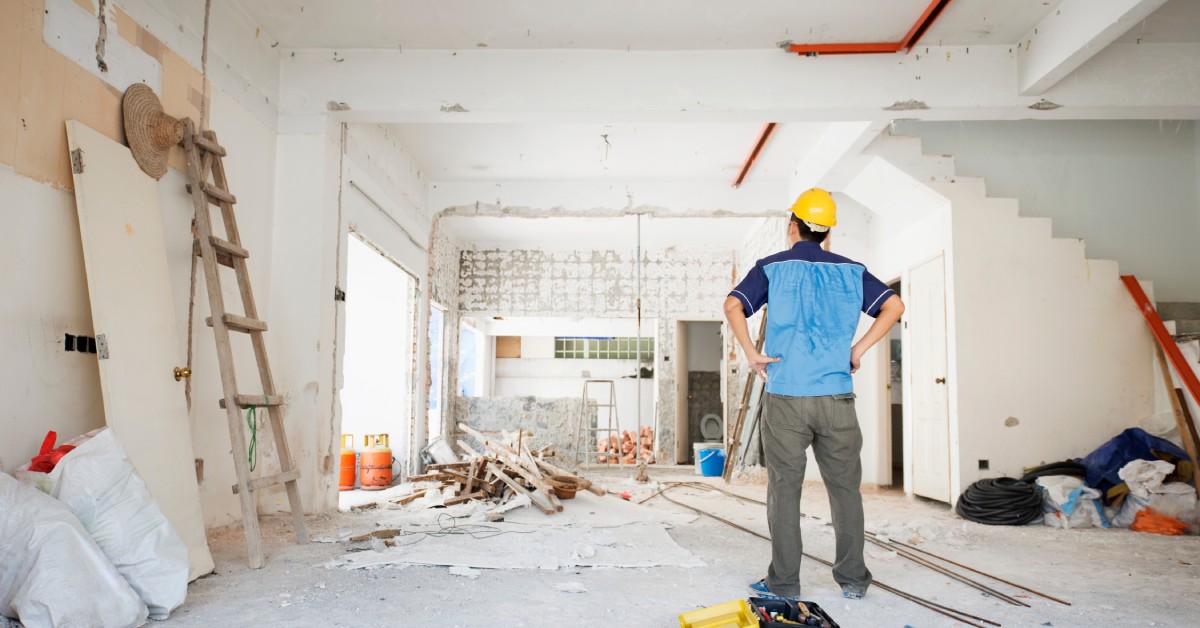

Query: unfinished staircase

[858,129,1182,488]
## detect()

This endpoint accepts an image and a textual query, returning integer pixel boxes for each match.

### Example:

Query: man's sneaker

[841,585,866,600]
[748,579,798,600]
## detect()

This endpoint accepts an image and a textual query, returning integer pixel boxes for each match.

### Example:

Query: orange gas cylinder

[338,434,357,491]
[359,434,393,490]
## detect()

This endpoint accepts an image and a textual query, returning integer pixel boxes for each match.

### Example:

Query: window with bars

[554,337,654,360]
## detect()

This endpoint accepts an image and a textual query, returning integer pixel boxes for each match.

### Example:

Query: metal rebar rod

[645,486,1001,628]
[663,481,1069,607]
[862,535,1028,607]
[880,537,1071,606]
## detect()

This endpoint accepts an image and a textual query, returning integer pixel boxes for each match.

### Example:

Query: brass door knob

[174,367,192,381]
[935,377,946,384]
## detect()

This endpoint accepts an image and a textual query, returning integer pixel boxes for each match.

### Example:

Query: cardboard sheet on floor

[66,120,214,580]
[502,490,698,527]
[330,522,704,571]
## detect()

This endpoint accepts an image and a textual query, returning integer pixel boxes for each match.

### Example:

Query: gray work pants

[762,392,872,597]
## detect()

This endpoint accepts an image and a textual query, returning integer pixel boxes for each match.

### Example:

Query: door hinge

[334,287,346,302]
[96,333,109,360]
[70,149,84,174]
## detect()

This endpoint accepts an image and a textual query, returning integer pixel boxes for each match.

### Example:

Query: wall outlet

[978,459,990,470]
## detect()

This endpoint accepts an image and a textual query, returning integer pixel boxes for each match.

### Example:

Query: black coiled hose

[955,478,1044,525]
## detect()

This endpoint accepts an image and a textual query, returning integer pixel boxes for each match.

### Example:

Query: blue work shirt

[730,241,894,397]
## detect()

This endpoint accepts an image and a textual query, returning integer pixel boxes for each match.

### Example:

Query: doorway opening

[676,321,725,465]
[887,280,904,487]
[341,233,417,486]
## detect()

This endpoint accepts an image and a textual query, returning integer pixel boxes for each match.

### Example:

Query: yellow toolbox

[679,599,759,628]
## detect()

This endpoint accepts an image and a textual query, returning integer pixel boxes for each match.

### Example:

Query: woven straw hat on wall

[122,83,183,180]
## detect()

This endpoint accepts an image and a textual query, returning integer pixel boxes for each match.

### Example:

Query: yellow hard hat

[790,188,837,228]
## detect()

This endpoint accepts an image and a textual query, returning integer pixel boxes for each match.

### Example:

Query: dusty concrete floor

[166,468,1200,627]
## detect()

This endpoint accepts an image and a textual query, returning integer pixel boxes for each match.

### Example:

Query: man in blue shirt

[723,188,904,601]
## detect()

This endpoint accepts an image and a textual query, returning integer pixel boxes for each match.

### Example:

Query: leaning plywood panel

[65,120,215,580]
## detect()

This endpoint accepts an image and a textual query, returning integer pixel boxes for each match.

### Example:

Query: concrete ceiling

[439,215,771,252]
[390,122,824,183]
[237,0,1062,50]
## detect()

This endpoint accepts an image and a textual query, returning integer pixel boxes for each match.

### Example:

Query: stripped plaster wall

[0,0,288,529]
[429,225,464,444]
[457,246,733,463]
[454,396,597,461]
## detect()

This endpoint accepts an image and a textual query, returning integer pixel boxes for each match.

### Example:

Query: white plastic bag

[1119,459,1175,499]
[17,428,189,620]
[1109,459,1197,528]
[1037,475,1107,529]
[0,471,148,627]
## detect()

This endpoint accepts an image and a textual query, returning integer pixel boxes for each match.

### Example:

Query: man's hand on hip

[748,352,780,381]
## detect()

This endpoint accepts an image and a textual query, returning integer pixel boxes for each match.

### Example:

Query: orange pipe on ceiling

[785,0,954,56]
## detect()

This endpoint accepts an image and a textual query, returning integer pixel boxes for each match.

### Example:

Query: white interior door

[66,120,215,580]
[909,254,951,502]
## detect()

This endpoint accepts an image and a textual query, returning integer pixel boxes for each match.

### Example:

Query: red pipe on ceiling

[785,0,954,56]
[737,1,954,189]
[732,122,777,188]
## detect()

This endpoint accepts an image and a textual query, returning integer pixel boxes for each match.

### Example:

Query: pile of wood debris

[396,423,603,515]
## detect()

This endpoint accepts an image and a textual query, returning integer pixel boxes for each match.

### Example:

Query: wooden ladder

[181,119,308,568]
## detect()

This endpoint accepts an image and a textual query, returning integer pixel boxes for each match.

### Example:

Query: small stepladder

[180,119,308,568]
[572,380,621,467]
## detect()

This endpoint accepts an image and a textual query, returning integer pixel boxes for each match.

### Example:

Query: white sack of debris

[1111,459,1198,528]
[0,471,149,627]
[16,427,189,619]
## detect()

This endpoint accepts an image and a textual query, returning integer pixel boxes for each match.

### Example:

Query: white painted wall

[942,179,1156,492]
[896,120,1200,302]
[0,164,104,474]
[686,322,722,372]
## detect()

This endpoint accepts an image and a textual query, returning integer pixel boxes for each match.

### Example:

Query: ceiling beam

[280,44,1200,126]
[1017,0,1169,96]
[787,121,889,199]
[429,180,786,216]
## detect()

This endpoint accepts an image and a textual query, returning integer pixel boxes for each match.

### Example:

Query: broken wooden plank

[428,461,471,470]
[533,458,605,496]
[444,491,488,506]
[457,438,482,458]
[393,489,428,506]
[488,467,556,515]
[465,458,480,495]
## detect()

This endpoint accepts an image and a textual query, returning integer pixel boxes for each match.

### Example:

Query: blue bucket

[699,448,726,477]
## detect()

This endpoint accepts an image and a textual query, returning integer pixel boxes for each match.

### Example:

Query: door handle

[934,377,946,384]
[174,367,192,381]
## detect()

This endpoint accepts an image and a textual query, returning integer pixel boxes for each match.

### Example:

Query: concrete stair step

[865,133,957,183]
[1085,258,1121,282]
[947,176,987,197]
[1158,302,1200,321]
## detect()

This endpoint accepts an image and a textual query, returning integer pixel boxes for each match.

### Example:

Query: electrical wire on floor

[642,484,1000,628]
[656,481,1069,606]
